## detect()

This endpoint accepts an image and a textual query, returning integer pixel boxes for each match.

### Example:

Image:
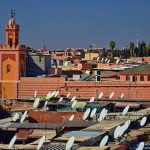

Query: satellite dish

[71,100,77,109]
[109,92,114,99]
[101,57,104,62]
[107,59,110,64]
[98,92,103,99]
[98,115,103,122]
[46,91,52,99]
[99,135,109,147]
[124,120,131,130]
[34,90,37,97]
[120,93,124,99]
[140,116,147,127]
[8,135,17,149]
[105,58,108,62]
[89,97,95,103]
[12,113,19,122]
[97,57,100,61]
[54,91,59,97]
[122,106,129,116]
[65,136,75,150]
[43,101,48,108]
[90,108,97,118]
[58,97,63,102]
[97,108,107,122]
[136,142,144,150]
[83,108,91,120]
[37,135,46,150]
[116,58,120,64]
[71,96,76,102]
[69,115,74,121]
[20,111,27,123]
[33,98,40,108]
[119,125,126,137]
[114,126,122,139]
[67,92,70,98]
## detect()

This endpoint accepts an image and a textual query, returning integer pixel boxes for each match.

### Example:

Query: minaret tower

[0,10,26,98]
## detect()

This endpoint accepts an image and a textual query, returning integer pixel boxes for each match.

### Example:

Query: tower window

[148,76,150,81]
[9,38,13,48]
[140,75,144,81]
[6,64,11,73]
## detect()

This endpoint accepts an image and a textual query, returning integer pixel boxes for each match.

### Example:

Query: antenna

[83,108,91,120]
[71,100,77,109]
[122,106,129,116]
[58,97,63,102]
[67,92,70,98]
[136,142,144,150]
[12,113,19,122]
[98,92,103,99]
[20,111,27,123]
[8,135,17,149]
[89,97,95,103]
[71,96,76,102]
[65,136,75,150]
[140,116,147,127]
[34,90,37,98]
[90,108,97,118]
[99,135,109,147]
[109,92,114,99]
[69,115,74,121]
[120,93,124,99]
[37,135,46,150]
[33,98,40,108]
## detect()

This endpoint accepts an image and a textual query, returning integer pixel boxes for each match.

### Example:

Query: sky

[0,0,150,49]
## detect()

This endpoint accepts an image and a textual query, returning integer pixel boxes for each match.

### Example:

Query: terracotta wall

[18,77,65,98]
[18,77,150,100]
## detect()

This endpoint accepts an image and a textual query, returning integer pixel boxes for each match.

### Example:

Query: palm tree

[129,42,135,57]
[109,41,116,50]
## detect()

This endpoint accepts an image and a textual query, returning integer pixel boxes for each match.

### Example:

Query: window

[126,75,130,81]
[148,76,150,81]
[140,75,144,81]
[132,76,137,82]
[8,38,13,48]
[6,64,11,73]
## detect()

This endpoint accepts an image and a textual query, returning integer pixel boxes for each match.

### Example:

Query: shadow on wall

[26,54,45,77]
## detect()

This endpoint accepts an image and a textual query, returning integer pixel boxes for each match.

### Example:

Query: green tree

[109,41,116,50]
[139,41,146,57]
[147,42,150,56]
[129,42,135,57]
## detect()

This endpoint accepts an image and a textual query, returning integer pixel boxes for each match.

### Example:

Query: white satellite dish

[140,116,147,127]
[33,98,40,108]
[101,108,107,119]
[107,59,110,64]
[54,91,59,97]
[12,113,19,122]
[120,93,124,99]
[20,111,27,123]
[109,92,114,99]
[119,125,126,137]
[136,142,144,150]
[124,120,131,131]
[71,100,77,109]
[98,92,103,99]
[67,92,70,98]
[90,108,97,118]
[46,91,52,99]
[83,108,91,120]
[8,135,17,149]
[58,97,63,102]
[43,101,48,108]
[89,97,95,103]
[69,115,74,121]
[71,96,76,102]
[37,135,46,150]
[122,106,129,116]
[114,126,122,139]
[101,57,104,62]
[105,58,108,62]
[98,115,103,122]
[65,136,75,150]
[116,58,120,64]
[99,135,109,147]
[34,90,37,97]
[97,57,100,61]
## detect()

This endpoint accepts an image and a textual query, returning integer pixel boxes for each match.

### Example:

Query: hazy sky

[0,0,150,49]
